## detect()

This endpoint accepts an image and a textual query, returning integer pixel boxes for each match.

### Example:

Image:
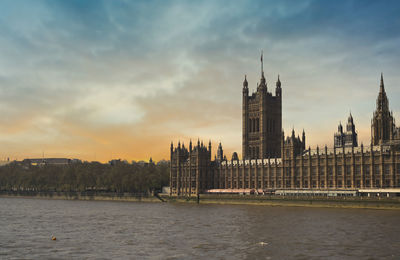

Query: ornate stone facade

[242,53,282,159]
[170,63,400,196]
[371,74,396,145]
[170,140,213,196]
[334,113,358,148]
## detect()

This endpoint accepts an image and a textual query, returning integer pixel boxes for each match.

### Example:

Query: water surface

[1,197,399,259]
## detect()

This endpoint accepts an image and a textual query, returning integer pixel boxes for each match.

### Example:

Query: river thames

[1,197,399,259]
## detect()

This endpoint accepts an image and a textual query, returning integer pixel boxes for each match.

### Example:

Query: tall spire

[261,50,263,77]
[259,50,266,87]
[372,73,394,145]
[380,72,385,93]
[377,73,388,112]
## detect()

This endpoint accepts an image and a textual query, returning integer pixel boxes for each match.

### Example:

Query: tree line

[0,160,169,194]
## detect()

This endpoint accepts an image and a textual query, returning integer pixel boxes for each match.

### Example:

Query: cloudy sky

[0,0,399,162]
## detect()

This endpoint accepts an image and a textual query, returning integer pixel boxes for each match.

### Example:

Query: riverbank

[2,191,400,209]
[163,194,400,210]
[0,191,162,203]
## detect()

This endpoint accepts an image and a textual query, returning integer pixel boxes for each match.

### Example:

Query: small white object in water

[258,242,268,246]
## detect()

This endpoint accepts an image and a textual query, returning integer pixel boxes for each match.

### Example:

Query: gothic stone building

[334,113,358,148]
[242,53,282,159]
[170,59,400,196]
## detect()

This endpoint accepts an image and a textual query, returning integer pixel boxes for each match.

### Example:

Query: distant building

[0,160,11,166]
[334,113,358,148]
[170,56,400,196]
[22,158,81,166]
[109,159,122,166]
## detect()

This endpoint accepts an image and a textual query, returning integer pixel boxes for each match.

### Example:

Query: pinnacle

[243,74,248,88]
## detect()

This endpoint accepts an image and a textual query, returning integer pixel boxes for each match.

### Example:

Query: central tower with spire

[371,73,395,145]
[242,52,282,159]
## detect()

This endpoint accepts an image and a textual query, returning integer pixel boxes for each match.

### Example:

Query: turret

[208,140,212,160]
[231,152,239,161]
[243,75,248,88]
[338,122,343,133]
[217,142,224,162]
[170,141,174,161]
[347,112,355,133]
[348,112,353,124]
[275,75,281,97]
[243,75,249,97]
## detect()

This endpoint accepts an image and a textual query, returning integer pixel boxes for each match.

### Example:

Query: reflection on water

[1,197,399,259]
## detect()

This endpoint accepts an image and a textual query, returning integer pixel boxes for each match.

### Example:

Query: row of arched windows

[249,146,260,159]
[249,118,259,133]
[249,118,276,133]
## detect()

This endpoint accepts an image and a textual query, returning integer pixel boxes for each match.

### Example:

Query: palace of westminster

[170,55,400,196]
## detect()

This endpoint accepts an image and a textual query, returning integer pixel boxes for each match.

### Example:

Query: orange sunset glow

[1,1,400,162]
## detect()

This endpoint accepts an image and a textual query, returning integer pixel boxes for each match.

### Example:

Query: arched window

[256,118,259,132]
[249,119,252,132]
